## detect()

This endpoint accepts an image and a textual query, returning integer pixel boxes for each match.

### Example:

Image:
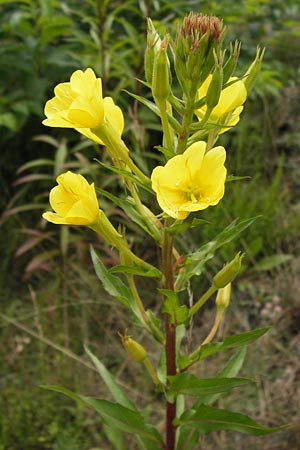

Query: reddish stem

[163,219,177,450]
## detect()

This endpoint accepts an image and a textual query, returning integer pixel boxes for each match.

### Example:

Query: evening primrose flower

[151,141,226,220]
[43,68,124,144]
[43,171,99,226]
[196,75,247,132]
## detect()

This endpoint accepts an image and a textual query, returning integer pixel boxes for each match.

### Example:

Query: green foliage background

[1,0,300,449]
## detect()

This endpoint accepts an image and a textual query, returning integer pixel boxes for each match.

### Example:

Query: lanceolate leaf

[95,186,162,243]
[175,405,288,436]
[191,348,247,408]
[84,346,136,411]
[189,327,271,364]
[182,216,260,284]
[79,397,163,444]
[168,373,253,397]
[41,385,163,446]
[91,246,132,308]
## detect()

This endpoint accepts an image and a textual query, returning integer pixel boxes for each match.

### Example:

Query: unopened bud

[205,59,223,111]
[152,35,170,101]
[243,46,265,93]
[144,19,162,84]
[120,333,147,362]
[223,40,241,84]
[216,283,231,309]
[213,252,244,289]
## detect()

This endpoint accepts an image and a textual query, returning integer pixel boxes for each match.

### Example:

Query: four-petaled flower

[43,68,124,144]
[151,142,227,220]
[43,171,99,225]
[196,75,247,133]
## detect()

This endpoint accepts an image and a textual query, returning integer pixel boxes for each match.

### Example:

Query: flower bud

[216,283,231,309]
[204,61,223,112]
[213,252,244,289]
[120,333,147,363]
[152,35,171,102]
[243,46,265,93]
[223,40,241,84]
[173,12,225,92]
[144,18,162,84]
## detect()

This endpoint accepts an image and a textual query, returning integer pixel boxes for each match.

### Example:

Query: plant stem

[162,218,177,450]
[176,82,198,154]
[189,285,217,317]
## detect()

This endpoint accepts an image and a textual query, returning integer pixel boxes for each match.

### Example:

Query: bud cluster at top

[179,12,224,46]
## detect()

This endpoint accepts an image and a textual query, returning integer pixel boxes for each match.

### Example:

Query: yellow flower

[43,171,99,225]
[151,142,226,220]
[43,68,124,144]
[196,75,247,132]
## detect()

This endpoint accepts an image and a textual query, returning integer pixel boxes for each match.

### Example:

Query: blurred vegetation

[1,0,300,448]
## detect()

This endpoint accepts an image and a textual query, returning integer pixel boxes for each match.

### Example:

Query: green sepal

[160,289,189,325]
[174,404,288,436]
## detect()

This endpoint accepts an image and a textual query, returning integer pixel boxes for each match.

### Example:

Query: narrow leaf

[168,373,253,397]
[176,405,288,435]
[84,346,136,411]
[192,348,247,407]
[79,397,163,444]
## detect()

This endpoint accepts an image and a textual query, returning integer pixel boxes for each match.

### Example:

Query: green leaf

[168,373,253,397]
[160,289,189,325]
[95,160,152,193]
[108,264,161,279]
[80,397,163,444]
[90,246,131,308]
[84,346,136,411]
[197,327,271,361]
[41,385,163,445]
[95,187,162,243]
[166,218,209,235]
[226,175,251,182]
[182,217,259,284]
[176,428,200,450]
[179,327,270,370]
[192,348,247,407]
[253,253,293,271]
[175,405,288,435]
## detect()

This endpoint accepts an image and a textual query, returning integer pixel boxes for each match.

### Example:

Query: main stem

[163,219,176,450]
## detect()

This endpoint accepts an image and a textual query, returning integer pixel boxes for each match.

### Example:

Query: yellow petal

[70,68,98,97]
[49,185,75,216]
[42,211,69,225]
[103,97,124,136]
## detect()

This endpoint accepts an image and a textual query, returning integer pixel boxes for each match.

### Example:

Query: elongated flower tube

[196,75,247,133]
[151,141,227,220]
[43,171,99,226]
[43,68,124,145]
